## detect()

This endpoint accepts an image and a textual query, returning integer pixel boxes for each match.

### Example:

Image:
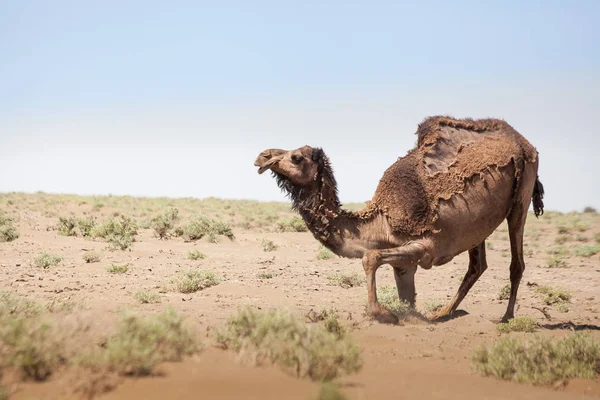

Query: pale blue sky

[1,1,599,212]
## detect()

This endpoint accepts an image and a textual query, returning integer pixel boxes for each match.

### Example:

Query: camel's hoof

[369,308,399,325]
[499,315,513,324]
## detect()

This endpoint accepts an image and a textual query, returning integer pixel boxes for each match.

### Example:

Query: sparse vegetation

[497,284,511,300]
[327,272,364,288]
[82,308,199,376]
[150,207,179,239]
[187,249,207,260]
[0,314,64,381]
[257,272,274,279]
[0,211,19,242]
[179,215,234,242]
[57,216,78,236]
[77,216,96,237]
[133,291,161,304]
[82,251,100,263]
[261,238,279,252]
[546,245,570,257]
[316,246,335,260]
[583,206,597,213]
[595,232,600,244]
[422,298,445,314]
[472,333,600,385]
[496,317,538,333]
[107,264,129,274]
[33,252,63,269]
[215,307,362,381]
[173,270,220,293]
[0,292,42,317]
[317,382,348,400]
[92,215,138,250]
[573,244,600,257]
[376,286,415,319]
[534,285,571,312]
[546,255,568,268]
[276,216,308,232]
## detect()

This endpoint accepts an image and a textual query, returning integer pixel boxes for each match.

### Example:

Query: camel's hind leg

[501,165,538,322]
[392,264,417,307]
[429,242,488,321]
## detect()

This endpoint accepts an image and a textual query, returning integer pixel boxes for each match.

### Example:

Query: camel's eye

[291,154,304,165]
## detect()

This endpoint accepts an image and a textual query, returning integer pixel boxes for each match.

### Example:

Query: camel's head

[254,145,326,187]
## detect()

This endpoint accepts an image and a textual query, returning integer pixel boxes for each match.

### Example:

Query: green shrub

[276,216,308,232]
[472,333,600,385]
[375,286,415,319]
[107,264,128,274]
[0,314,64,381]
[57,216,78,236]
[150,207,179,239]
[0,212,19,242]
[180,216,234,242]
[573,244,600,257]
[82,251,100,263]
[316,246,334,260]
[547,255,568,268]
[83,308,199,376]
[92,215,138,250]
[77,216,96,237]
[534,286,571,312]
[257,272,274,279]
[317,382,348,400]
[497,284,511,300]
[496,317,538,333]
[0,292,42,317]
[133,291,161,304]
[326,273,364,288]
[33,252,63,269]
[173,270,219,293]
[422,299,445,314]
[215,307,362,381]
[261,238,278,252]
[187,249,207,260]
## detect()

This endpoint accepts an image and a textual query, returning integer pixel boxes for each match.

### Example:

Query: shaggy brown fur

[372,116,539,236]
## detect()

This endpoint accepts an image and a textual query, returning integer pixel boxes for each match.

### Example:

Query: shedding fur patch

[371,116,538,236]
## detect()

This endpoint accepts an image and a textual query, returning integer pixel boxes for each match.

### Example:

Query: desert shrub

[316,246,334,260]
[0,314,64,381]
[107,264,128,274]
[77,216,96,237]
[534,285,571,312]
[133,291,161,304]
[326,273,364,288]
[261,238,279,252]
[556,225,571,234]
[0,212,19,242]
[594,232,600,244]
[583,206,597,213]
[376,286,415,319]
[257,272,274,279]
[472,333,600,385]
[150,207,179,239]
[498,284,511,300]
[554,235,569,245]
[575,235,588,242]
[180,216,234,242]
[83,308,199,376]
[187,249,206,260]
[173,270,219,293]
[496,317,538,333]
[573,244,600,257]
[92,215,138,250]
[276,216,308,232]
[57,216,78,236]
[214,307,362,381]
[33,252,63,269]
[546,255,568,268]
[82,251,100,263]
[546,245,570,257]
[0,292,42,317]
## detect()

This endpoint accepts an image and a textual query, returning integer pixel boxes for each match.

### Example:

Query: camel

[254,116,544,324]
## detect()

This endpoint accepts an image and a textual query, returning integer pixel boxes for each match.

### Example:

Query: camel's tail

[532,175,544,218]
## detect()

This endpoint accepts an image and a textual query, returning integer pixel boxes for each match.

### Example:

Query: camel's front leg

[362,241,429,324]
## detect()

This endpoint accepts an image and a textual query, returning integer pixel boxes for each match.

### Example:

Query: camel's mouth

[254,149,286,175]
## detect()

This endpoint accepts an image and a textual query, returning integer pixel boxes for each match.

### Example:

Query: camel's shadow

[540,321,600,331]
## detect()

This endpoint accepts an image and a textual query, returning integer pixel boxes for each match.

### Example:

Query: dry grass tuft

[316,246,335,260]
[187,249,207,260]
[172,270,220,293]
[82,251,101,263]
[33,252,63,269]
[496,317,538,333]
[261,238,279,252]
[326,273,364,288]
[107,264,129,274]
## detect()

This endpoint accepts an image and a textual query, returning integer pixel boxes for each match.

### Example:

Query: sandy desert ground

[0,192,599,400]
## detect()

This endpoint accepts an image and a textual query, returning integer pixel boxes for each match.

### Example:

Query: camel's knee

[362,250,381,272]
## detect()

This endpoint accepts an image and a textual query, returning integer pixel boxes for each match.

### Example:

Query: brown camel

[254,116,544,324]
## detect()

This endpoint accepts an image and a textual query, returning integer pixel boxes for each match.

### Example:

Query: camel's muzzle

[254,149,285,174]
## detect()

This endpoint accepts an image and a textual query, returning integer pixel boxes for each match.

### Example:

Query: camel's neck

[276,169,385,259]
